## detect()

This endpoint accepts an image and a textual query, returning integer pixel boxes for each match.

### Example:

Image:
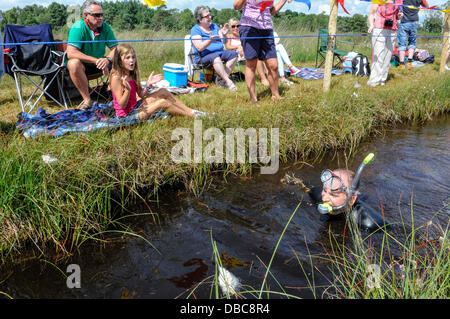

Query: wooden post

[439,6,450,74]
[323,0,339,92]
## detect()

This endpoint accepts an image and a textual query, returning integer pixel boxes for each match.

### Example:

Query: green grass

[0,29,449,266]
[305,201,450,299]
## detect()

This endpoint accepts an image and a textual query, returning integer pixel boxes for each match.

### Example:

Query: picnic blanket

[286,67,345,80]
[16,102,170,138]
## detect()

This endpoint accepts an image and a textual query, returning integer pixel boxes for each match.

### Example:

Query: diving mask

[320,169,349,193]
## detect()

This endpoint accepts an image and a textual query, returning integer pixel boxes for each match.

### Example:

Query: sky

[0,0,448,20]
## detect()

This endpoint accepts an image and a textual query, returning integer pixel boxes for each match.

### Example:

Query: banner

[359,0,449,13]
[142,0,166,7]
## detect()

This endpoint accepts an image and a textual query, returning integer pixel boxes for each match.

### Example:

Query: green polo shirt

[66,19,118,63]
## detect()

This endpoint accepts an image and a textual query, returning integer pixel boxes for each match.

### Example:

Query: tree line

[0,0,445,35]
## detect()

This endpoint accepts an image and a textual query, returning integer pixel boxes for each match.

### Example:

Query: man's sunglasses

[202,14,212,19]
[231,25,240,28]
[89,13,104,18]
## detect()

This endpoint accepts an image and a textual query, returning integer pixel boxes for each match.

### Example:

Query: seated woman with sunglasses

[307,168,389,232]
[191,6,239,91]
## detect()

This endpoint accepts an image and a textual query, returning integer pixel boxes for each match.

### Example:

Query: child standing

[110,43,206,122]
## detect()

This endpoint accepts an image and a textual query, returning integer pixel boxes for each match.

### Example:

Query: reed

[0,29,449,264]
[295,200,450,299]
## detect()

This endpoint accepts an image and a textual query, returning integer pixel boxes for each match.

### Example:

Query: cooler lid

[163,63,187,72]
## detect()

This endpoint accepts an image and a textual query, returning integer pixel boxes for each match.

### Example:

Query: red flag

[260,1,274,13]
[337,0,350,15]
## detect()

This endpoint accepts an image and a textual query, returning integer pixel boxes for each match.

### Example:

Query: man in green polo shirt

[66,0,118,108]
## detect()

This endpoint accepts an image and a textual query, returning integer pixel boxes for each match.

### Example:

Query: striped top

[240,0,273,30]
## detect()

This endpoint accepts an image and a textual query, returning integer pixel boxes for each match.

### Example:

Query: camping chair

[3,24,68,113]
[55,42,111,107]
[87,72,111,103]
[184,35,212,82]
[315,28,355,69]
[184,34,241,83]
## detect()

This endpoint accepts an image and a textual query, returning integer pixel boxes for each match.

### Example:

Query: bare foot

[271,95,282,102]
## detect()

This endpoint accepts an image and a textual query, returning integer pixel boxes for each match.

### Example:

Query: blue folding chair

[4,23,68,112]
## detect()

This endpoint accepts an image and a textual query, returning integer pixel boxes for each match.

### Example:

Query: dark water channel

[1,116,449,299]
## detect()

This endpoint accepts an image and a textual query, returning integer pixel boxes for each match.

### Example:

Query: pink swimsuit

[113,79,138,117]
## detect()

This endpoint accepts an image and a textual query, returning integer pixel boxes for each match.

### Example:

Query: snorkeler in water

[308,153,389,232]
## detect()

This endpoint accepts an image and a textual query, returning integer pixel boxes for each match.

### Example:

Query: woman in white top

[273,31,300,86]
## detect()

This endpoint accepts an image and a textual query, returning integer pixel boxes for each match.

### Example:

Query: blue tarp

[16,102,169,138]
[286,67,345,80]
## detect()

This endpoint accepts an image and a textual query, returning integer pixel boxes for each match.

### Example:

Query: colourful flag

[259,1,274,13]
[294,0,311,10]
[257,0,311,13]
[336,0,350,15]
[359,0,388,4]
[142,0,166,7]
[360,0,448,13]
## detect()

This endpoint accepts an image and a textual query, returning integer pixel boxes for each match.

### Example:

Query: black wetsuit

[308,187,389,232]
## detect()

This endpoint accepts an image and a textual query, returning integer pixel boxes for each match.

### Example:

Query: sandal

[80,100,93,110]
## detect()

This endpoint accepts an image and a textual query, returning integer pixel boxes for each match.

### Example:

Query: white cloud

[318,4,330,14]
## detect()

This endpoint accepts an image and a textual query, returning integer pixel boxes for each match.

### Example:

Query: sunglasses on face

[202,14,212,19]
[89,13,104,18]
[231,25,240,28]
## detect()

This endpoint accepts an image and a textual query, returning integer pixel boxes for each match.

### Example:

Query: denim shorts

[397,21,418,51]
[239,25,277,60]
[196,49,238,65]
[116,99,144,125]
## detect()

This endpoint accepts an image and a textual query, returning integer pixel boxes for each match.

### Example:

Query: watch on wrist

[106,57,112,64]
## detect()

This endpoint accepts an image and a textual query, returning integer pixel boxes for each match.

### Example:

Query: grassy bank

[0,29,449,265]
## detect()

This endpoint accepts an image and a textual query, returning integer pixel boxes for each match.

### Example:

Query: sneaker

[445,64,450,71]
[192,110,208,118]
[288,65,301,75]
[280,77,293,86]
[227,82,238,91]
[215,76,227,88]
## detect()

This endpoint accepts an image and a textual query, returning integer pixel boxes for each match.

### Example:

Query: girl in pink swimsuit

[111,43,205,122]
